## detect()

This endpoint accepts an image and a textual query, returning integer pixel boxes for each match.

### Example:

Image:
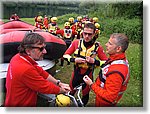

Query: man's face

[105,37,120,55]
[83,28,95,42]
[28,43,47,61]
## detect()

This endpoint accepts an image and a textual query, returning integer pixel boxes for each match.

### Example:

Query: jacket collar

[105,53,126,65]
[109,53,126,61]
[19,53,38,66]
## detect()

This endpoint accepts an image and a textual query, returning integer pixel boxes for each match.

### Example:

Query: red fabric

[56,29,64,36]
[91,53,129,107]
[35,22,43,29]
[70,24,77,32]
[43,17,49,29]
[56,29,77,37]
[5,54,60,107]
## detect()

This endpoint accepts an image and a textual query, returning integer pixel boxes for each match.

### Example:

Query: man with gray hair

[83,33,130,107]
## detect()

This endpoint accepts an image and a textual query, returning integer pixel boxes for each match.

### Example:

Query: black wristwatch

[57,80,61,86]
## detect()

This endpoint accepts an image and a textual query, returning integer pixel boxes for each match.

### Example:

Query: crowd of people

[34,15,101,66]
[4,14,130,107]
[34,15,101,39]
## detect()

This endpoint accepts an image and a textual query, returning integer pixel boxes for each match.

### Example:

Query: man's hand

[83,75,93,86]
[86,56,95,64]
[59,82,71,93]
[75,58,86,63]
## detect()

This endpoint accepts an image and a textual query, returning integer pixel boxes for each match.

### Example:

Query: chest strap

[106,70,125,84]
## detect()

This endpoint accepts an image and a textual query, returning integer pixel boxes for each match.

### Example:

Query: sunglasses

[83,32,93,36]
[31,46,46,52]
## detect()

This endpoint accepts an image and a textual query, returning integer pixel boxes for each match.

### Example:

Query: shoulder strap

[77,39,83,56]
[105,70,125,84]
[90,42,99,57]
[111,60,128,66]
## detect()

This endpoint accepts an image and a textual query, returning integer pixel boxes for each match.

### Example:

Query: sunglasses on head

[31,46,46,52]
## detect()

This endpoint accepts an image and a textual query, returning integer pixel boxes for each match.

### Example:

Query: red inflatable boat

[0,21,67,62]
[0,20,42,34]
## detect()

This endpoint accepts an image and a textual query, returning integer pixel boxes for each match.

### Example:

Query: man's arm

[46,74,71,92]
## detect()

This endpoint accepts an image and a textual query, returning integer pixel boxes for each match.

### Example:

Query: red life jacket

[99,59,130,105]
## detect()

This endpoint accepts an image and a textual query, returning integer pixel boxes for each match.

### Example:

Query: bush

[101,18,142,44]
[57,13,79,25]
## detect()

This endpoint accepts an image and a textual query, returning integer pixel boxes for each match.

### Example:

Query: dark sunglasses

[31,46,46,52]
[83,32,93,36]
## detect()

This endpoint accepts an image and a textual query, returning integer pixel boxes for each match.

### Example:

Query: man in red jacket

[63,23,107,106]
[83,33,129,107]
[4,33,70,107]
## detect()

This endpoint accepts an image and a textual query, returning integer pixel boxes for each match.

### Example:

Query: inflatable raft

[0,20,41,34]
[0,31,67,62]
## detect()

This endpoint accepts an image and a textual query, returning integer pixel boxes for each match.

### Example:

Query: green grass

[21,18,35,25]
[1,18,143,107]
[118,43,143,106]
[3,18,35,25]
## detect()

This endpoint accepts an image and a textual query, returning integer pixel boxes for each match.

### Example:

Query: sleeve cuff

[94,59,100,66]
[70,58,75,62]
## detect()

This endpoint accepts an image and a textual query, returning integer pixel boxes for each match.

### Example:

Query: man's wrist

[57,80,61,86]
[90,83,93,88]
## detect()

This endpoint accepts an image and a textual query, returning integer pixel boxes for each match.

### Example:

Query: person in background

[68,17,76,40]
[43,15,49,30]
[48,17,60,35]
[75,16,83,39]
[55,22,77,66]
[4,32,70,107]
[63,23,107,106]
[34,16,43,29]
[10,13,20,21]
[83,33,130,107]
[93,23,101,40]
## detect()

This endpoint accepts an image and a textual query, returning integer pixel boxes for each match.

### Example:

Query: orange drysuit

[91,53,130,107]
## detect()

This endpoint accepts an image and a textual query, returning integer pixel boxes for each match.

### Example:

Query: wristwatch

[57,80,61,86]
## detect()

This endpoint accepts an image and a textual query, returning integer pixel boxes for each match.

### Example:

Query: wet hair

[18,32,45,54]
[110,33,129,52]
[84,22,96,33]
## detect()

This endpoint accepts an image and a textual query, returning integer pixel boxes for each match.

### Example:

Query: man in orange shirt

[5,33,70,107]
[83,33,130,107]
